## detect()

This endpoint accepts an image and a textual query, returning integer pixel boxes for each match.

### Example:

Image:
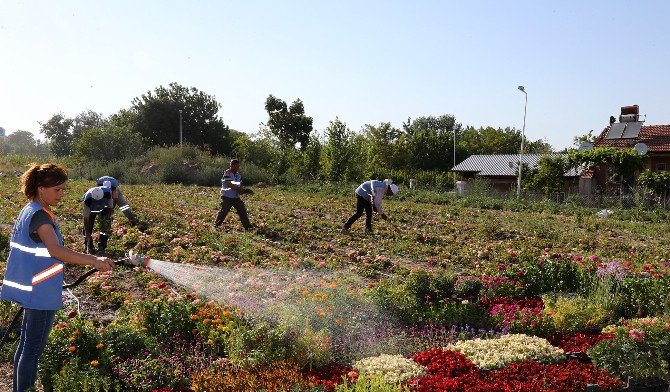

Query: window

[657,163,667,171]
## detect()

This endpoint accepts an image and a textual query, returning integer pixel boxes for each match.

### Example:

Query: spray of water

[145,258,405,361]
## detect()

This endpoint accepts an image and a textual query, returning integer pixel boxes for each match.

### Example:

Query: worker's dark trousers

[344,195,373,231]
[215,196,251,229]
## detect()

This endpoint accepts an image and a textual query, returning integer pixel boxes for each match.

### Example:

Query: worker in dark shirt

[82,186,114,255]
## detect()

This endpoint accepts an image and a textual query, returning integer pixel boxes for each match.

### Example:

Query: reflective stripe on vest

[119,205,130,211]
[2,279,33,292]
[32,263,63,285]
[10,241,51,257]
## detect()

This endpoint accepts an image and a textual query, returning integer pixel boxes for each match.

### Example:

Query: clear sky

[2,0,670,151]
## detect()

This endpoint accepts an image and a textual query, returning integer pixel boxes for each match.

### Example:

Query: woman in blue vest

[342,179,399,234]
[0,163,115,392]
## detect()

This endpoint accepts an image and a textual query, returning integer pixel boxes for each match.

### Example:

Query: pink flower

[629,329,645,343]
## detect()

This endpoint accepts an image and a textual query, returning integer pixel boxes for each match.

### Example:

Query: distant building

[590,105,670,193]
[451,153,579,193]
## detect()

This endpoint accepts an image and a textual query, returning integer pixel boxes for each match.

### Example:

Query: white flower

[445,334,564,369]
[353,354,426,384]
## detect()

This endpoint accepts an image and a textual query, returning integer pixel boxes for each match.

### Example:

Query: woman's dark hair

[21,163,68,200]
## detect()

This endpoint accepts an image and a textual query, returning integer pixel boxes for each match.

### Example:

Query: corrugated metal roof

[451,154,579,177]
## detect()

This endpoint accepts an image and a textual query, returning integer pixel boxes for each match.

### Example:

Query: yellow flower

[206,339,213,345]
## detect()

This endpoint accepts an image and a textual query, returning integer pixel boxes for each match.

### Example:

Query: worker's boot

[85,237,96,254]
[97,233,108,256]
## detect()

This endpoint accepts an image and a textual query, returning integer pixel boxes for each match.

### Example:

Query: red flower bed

[548,332,614,354]
[408,349,624,392]
[412,349,477,378]
[303,363,352,391]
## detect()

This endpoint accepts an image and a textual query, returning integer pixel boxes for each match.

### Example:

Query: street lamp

[453,127,457,190]
[179,109,183,146]
[516,85,527,199]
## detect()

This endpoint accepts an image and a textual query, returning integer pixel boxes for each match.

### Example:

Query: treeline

[2,83,553,189]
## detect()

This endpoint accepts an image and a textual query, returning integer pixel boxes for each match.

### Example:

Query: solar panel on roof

[605,123,626,139]
[621,121,643,138]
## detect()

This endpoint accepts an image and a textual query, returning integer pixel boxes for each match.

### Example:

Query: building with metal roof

[451,153,579,193]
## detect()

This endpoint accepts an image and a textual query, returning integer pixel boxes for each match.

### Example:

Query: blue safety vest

[0,201,64,310]
[83,186,113,213]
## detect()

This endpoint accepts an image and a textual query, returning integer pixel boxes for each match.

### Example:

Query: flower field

[2,169,670,391]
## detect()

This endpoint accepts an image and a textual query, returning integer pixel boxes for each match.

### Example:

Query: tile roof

[451,154,579,177]
[593,124,670,152]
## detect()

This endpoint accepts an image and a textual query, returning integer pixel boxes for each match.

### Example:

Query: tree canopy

[265,95,313,150]
[122,83,233,155]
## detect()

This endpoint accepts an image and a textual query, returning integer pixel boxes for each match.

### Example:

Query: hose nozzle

[116,250,150,268]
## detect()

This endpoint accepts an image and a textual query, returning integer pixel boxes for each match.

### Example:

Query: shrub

[40,316,111,391]
[589,317,670,380]
[542,294,612,333]
[191,359,309,392]
[51,357,121,392]
[517,256,584,295]
[335,373,410,392]
[133,297,199,343]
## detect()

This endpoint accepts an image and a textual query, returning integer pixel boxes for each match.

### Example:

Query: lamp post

[179,109,183,146]
[516,85,527,199]
[453,127,457,190]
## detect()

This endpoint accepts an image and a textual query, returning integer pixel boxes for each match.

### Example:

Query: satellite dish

[634,142,648,155]
[578,142,593,152]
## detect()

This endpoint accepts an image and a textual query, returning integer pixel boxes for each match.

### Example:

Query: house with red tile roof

[590,105,670,193]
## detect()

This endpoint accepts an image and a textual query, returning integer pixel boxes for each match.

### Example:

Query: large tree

[264,95,313,150]
[123,83,232,155]
[39,111,107,157]
[402,115,461,171]
[40,113,74,157]
[458,126,552,156]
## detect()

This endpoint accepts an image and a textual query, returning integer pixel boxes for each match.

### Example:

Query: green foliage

[40,316,110,392]
[122,82,233,155]
[459,125,552,155]
[265,94,313,150]
[335,373,410,392]
[51,358,121,392]
[370,271,487,326]
[321,118,357,182]
[516,257,585,295]
[569,147,645,184]
[402,115,460,172]
[542,294,612,333]
[525,155,571,195]
[40,113,75,157]
[589,317,670,380]
[618,276,670,318]
[72,125,146,163]
[637,169,670,196]
[228,320,292,367]
[133,296,199,342]
[144,144,228,186]
[0,130,50,157]
[101,323,154,361]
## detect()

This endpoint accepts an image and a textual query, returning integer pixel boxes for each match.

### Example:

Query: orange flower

[190,315,199,320]
[68,346,76,352]
[96,343,105,349]
[203,318,211,324]
[90,360,100,367]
